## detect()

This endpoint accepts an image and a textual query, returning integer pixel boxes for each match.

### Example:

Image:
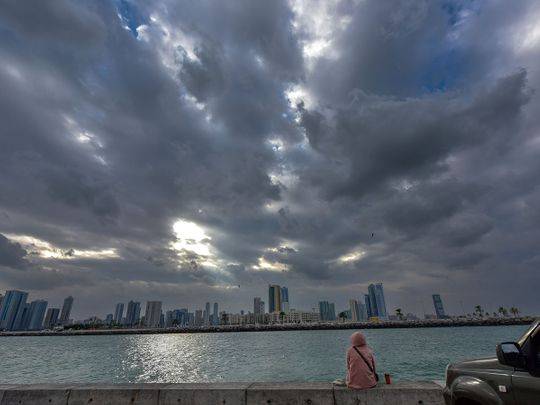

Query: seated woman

[346,331,378,389]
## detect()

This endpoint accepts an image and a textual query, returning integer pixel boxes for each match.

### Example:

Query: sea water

[0,325,528,383]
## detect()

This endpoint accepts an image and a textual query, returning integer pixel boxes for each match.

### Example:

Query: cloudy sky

[1,0,540,319]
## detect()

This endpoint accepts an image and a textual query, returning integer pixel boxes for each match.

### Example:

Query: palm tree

[395,308,404,321]
[498,307,508,317]
[510,307,520,318]
[338,311,347,322]
[279,311,286,323]
[474,305,484,318]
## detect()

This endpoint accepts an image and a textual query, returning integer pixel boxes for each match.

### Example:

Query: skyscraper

[357,301,368,321]
[213,302,219,325]
[144,301,162,328]
[367,288,378,317]
[253,297,265,315]
[368,283,387,319]
[165,310,174,327]
[179,308,188,326]
[13,303,30,331]
[125,301,141,327]
[194,309,203,326]
[268,285,282,313]
[27,300,48,330]
[59,296,74,325]
[318,301,336,321]
[349,299,360,321]
[0,290,28,331]
[43,307,60,329]
[329,302,336,321]
[166,309,187,327]
[114,303,124,324]
[281,286,289,313]
[432,294,446,319]
[204,302,210,326]
[364,294,373,318]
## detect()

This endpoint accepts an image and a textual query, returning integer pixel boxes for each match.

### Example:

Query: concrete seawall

[0,382,444,404]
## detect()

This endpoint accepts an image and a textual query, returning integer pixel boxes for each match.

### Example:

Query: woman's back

[346,332,377,389]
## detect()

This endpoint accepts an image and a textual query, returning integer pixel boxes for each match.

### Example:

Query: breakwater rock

[0,317,534,337]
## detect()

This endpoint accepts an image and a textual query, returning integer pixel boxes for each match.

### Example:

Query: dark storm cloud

[0,0,105,44]
[45,170,120,220]
[0,234,28,268]
[0,0,539,318]
[298,71,530,199]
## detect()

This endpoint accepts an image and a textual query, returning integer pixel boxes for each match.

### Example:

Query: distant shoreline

[0,317,535,337]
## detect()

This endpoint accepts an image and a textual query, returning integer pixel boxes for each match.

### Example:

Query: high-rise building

[213,303,219,325]
[349,299,360,321]
[179,308,189,326]
[329,302,336,321]
[144,301,162,328]
[125,301,141,327]
[268,285,282,313]
[318,301,336,321]
[43,308,60,329]
[105,314,113,325]
[166,308,188,327]
[368,283,387,319]
[13,303,30,331]
[281,286,289,313]
[187,312,195,326]
[432,294,446,319]
[59,296,74,325]
[27,300,48,330]
[114,303,124,324]
[253,297,265,315]
[0,290,28,331]
[165,310,174,327]
[204,302,210,326]
[194,309,203,326]
[364,294,373,318]
[357,301,368,321]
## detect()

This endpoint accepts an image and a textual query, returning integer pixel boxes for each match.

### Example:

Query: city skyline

[1,282,524,331]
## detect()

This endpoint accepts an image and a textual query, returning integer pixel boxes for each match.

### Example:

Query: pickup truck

[444,319,540,404]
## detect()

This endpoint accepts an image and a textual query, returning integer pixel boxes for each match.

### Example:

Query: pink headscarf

[350,331,367,347]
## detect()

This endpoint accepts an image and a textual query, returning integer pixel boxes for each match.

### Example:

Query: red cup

[384,373,392,384]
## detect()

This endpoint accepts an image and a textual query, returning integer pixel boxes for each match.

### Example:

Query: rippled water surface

[0,325,528,383]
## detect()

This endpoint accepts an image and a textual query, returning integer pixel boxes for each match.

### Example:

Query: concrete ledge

[0,382,444,405]
[335,381,443,405]
[67,384,167,405]
[159,383,251,405]
[247,382,335,405]
[0,384,71,405]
